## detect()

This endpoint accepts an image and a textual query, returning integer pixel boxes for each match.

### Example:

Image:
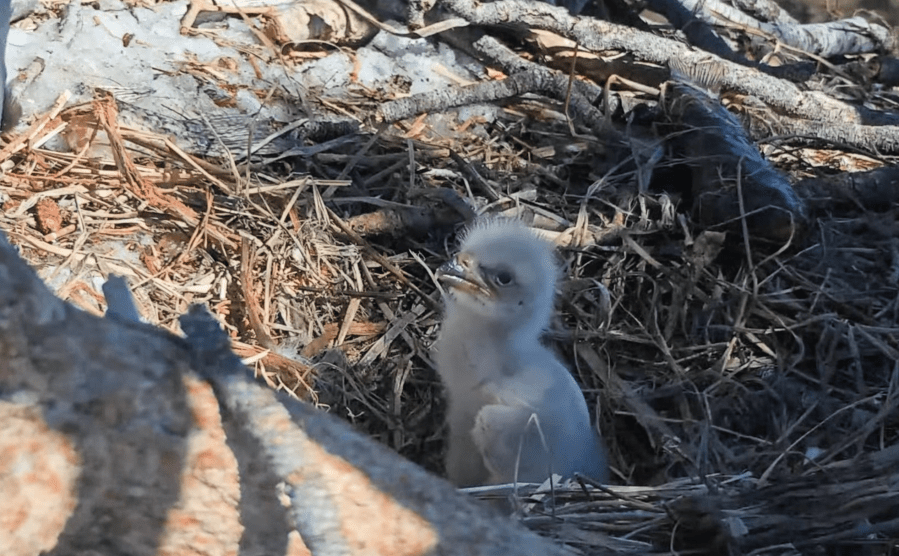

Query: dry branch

[729,0,798,24]
[379,67,612,139]
[657,0,892,57]
[439,0,899,133]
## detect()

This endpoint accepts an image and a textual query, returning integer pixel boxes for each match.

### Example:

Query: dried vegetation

[1,0,899,552]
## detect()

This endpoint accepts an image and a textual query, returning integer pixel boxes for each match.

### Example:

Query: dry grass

[1,39,898,554]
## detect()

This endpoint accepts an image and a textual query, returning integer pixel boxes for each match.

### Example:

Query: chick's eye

[493,270,514,286]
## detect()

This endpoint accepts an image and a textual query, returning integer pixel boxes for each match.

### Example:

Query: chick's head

[437,219,559,334]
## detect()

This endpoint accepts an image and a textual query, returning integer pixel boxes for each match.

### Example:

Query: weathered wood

[438,0,899,133]
[652,0,892,58]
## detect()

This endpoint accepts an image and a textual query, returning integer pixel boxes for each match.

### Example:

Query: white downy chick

[435,218,609,487]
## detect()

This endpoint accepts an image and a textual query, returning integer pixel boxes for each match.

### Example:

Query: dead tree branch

[439,0,899,134]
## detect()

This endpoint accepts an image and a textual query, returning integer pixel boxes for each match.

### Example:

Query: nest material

[2,2,899,554]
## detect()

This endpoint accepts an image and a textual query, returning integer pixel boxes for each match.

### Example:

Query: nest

[2,1,899,553]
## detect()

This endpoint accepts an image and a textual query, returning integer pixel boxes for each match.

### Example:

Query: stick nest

[2,10,898,555]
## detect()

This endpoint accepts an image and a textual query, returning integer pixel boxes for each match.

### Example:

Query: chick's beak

[436,255,494,297]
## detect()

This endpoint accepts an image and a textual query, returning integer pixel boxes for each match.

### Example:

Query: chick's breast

[473,356,609,484]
